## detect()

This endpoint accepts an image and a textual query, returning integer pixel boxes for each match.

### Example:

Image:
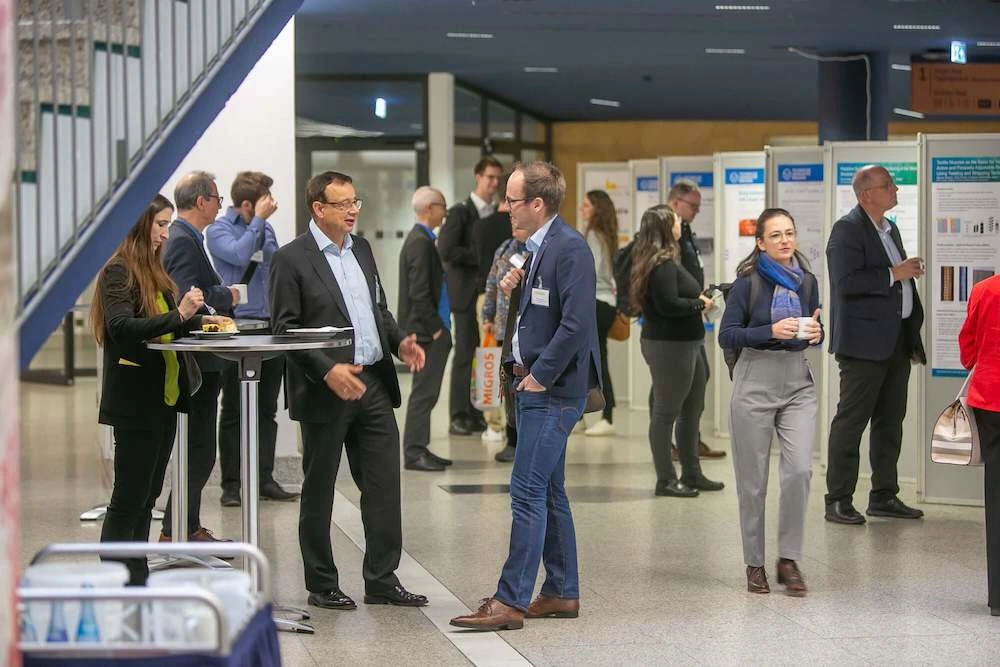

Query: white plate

[189,330,238,340]
[287,327,352,339]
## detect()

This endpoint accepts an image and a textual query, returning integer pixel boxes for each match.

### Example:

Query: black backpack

[613,240,637,316]
[718,271,814,380]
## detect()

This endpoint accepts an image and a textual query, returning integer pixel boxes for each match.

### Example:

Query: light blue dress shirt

[869,214,913,320]
[309,221,383,365]
[512,215,557,367]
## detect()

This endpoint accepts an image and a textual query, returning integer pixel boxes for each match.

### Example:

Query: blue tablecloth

[25,605,281,667]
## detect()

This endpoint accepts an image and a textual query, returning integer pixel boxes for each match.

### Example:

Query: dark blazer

[437,197,480,312]
[163,217,235,372]
[398,224,446,344]
[718,270,823,351]
[269,230,406,422]
[504,216,602,399]
[826,204,925,363]
[473,211,512,293]
[97,261,202,429]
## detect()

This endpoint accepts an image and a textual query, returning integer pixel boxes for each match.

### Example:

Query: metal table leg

[239,354,313,634]
[150,412,230,571]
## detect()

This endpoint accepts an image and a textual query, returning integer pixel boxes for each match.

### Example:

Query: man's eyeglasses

[203,194,224,205]
[866,181,895,191]
[504,196,535,208]
[677,198,700,213]
[321,198,364,212]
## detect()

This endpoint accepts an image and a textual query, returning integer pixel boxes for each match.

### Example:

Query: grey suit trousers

[730,348,817,566]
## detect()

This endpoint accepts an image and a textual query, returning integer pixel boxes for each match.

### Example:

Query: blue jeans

[495,390,586,611]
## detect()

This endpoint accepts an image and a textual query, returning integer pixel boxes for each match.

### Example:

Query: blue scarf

[756,253,803,323]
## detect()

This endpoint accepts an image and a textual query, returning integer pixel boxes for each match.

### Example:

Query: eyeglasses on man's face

[678,198,701,213]
[203,194,224,206]
[504,195,535,208]
[321,198,364,212]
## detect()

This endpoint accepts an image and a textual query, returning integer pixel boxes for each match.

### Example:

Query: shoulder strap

[800,272,814,311]
[746,272,763,326]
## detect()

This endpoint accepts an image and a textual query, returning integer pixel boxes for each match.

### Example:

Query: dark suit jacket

[438,197,480,312]
[97,261,202,429]
[163,217,235,372]
[503,217,602,398]
[398,224,445,343]
[269,230,406,422]
[826,204,926,363]
[473,211,512,293]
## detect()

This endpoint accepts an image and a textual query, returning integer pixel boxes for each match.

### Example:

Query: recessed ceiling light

[893,107,925,119]
[446,32,494,39]
[374,98,387,119]
[590,98,621,108]
[978,41,1000,47]
[891,63,912,71]
[523,66,559,73]
[715,4,770,10]
[893,24,940,31]
[705,48,746,54]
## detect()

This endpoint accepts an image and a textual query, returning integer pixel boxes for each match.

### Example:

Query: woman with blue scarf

[719,208,823,597]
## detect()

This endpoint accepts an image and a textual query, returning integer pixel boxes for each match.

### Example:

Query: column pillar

[427,72,455,205]
[818,51,889,143]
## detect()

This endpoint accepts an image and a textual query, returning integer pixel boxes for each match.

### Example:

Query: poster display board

[821,141,922,487]
[661,156,716,287]
[625,160,659,406]
[713,152,765,437]
[578,162,631,240]
[921,133,1000,506]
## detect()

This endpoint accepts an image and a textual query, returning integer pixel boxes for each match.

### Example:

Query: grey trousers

[729,348,816,566]
[403,330,452,462]
[640,338,707,484]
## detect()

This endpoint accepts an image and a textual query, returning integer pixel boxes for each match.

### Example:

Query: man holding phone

[206,171,297,505]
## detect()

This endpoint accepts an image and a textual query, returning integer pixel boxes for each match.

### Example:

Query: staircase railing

[15,0,302,369]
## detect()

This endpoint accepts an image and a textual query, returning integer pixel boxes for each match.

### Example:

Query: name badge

[251,250,264,263]
[531,288,550,307]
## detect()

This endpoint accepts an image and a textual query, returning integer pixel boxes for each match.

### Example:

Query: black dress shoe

[494,445,516,462]
[260,480,299,501]
[469,415,488,433]
[825,500,866,525]
[866,497,924,519]
[449,418,474,436]
[991,607,1000,617]
[220,487,241,507]
[426,450,453,466]
[655,480,699,497]
[681,475,725,491]
[364,584,428,607]
[404,452,446,472]
[307,589,357,610]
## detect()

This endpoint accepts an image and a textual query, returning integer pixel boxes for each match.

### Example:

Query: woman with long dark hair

[91,194,230,584]
[718,208,822,597]
[581,189,618,435]
[631,205,722,497]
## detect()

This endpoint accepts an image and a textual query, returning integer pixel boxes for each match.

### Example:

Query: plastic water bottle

[20,608,39,643]
[45,601,69,643]
[76,594,101,643]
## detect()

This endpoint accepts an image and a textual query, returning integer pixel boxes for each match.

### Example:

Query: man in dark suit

[161,171,240,545]
[438,155,503,435]
[269,170,427,611]
[398,186,453,472]
[451,161,601,631]
[825,164,927,525]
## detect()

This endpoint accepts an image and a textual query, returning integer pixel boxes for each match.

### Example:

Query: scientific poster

[835,161,920,253]
[583,166,631,240]
[776,163,825,293]
[929,156,1000,376]
[634,175,660,225]
[721,167,765,283]
[669,171,715,286]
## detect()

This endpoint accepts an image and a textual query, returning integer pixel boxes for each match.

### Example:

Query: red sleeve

[958,285,981,370]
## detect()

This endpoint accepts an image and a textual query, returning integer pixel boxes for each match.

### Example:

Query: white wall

[162,19,299,458]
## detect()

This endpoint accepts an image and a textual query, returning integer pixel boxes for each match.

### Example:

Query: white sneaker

[584,419,615,437]
[481,428,504,443]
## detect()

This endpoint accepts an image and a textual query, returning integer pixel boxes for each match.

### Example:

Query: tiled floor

[17,373,1000,666]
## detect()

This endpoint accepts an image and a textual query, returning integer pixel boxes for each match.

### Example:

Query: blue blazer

[507,216,601,399]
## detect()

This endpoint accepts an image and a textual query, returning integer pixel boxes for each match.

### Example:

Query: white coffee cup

[796,316,815,340]
[231,283,248,304]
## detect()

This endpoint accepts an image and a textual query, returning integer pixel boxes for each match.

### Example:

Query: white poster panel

[929,156,1000,376]
[767,146,826,294]
[713,152,765,437]
[578,162,631,239]
[821,141,922,488]
[661,157,716,287]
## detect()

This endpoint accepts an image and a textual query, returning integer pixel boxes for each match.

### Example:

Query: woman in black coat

[90,194,229,584]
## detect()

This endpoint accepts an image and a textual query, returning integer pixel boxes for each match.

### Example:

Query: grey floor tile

[678,638,864,666]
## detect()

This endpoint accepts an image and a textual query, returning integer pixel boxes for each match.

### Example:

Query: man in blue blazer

[451,161,601,631]
[825,165,927,525]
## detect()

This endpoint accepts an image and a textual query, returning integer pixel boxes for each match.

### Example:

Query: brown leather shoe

[450,597,524,631]
[698,441,726,458]
[747,566,770,594]
[776,559,807,597]
[158,528,233,560]
[525,594,579,619]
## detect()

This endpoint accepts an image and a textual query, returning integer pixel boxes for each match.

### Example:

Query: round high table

[148,334,351,634]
